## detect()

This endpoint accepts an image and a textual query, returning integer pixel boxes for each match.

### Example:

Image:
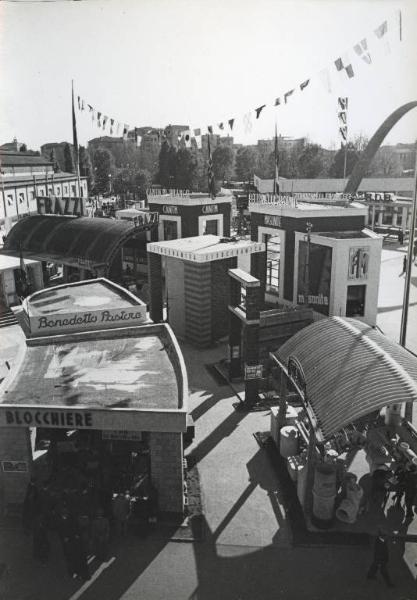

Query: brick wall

[0,427,32,512]
[184,262,212,347]
[149,431,184,514]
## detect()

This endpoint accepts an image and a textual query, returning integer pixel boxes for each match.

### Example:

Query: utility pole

[400,143,417,421]
[304,222,313,306]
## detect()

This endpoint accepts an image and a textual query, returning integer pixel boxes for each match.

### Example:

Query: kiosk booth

[269,317,417,532]
[0,279,188,517]
[249,196,382,325]
[147,191,232,241]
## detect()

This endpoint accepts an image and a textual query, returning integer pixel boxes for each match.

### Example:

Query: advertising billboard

[297,241,332,316]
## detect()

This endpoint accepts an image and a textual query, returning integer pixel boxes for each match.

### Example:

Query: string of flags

[338,97,349,146]
[75,11,400,147]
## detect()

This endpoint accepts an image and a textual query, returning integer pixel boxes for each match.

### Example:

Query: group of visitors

[22,470,158,580]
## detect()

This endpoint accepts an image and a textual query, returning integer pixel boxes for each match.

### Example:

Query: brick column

[184,262,212,347]
[148,252,163,323]
[149,432,184,515]
[0,427,32,514]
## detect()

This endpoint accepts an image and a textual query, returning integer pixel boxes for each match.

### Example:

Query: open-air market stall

[269,316,417,532]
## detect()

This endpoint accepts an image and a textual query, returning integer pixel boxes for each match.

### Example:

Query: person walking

[400,254,407,276]
[32,515,50,565]
[367,531,394,588]
[92,508,110,561]
[404,465,417,520]
[112,491,131,537]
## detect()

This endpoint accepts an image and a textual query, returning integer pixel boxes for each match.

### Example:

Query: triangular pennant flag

[353,39,372,64]
[284,89,294,103]
[339,126,348,141]
[374,20,388,39]
[318,69,332,94]
[338,111,347,125]
[398,9,402,42]
[228,119,234,130]
[274,97,281,106]
[110,118,114,135]
[97,112,102,127]
[102,116,108,130]
[81,100,85,111]
[255,104,266,119]
[123,124,129,139]
[218,122,224,130]
[77,96,81,110]
[207,126,213,134]
[338,97,348,110]
[193,128,201,136]
[334,56,354,79]
[300,79,310,91]
[243,112,253,133]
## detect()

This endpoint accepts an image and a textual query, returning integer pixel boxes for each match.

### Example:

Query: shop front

[147,191,232,241]
[0,279,188,518]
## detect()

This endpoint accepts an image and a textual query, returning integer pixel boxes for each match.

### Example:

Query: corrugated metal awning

[273,317,417,441]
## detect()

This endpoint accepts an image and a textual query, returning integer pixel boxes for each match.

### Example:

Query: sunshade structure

[1,215,153,273]
[273,317,417,441]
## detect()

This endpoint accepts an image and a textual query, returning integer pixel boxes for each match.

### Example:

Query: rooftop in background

[0,151,53,168]
[148,234,264,262]
[147,191,232,205]
[316,229,378,240]
[253,175,415,195]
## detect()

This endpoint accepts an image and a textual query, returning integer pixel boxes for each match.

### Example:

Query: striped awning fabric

[274,317,417,441]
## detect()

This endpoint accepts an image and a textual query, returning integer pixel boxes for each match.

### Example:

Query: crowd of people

[22,451,158,581]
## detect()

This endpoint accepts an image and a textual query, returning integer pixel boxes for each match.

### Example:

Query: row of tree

[50,135,409,197]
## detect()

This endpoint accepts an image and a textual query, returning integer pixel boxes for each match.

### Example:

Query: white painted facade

[293,230,382,326]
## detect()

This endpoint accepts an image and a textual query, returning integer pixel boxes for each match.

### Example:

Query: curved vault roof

[273,317,417,441]
[2,215,147,270]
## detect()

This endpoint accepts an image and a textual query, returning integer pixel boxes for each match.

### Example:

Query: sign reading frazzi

[30,306,146,335]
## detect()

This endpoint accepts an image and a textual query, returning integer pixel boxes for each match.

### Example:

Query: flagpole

[72,79,83,214]
[400,142,417,421]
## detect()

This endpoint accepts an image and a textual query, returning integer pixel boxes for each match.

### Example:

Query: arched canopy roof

[273,317,417,441]
[2,215,148,271]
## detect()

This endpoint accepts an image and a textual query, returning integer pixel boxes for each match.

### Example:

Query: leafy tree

[368,150,402,177]
[91,148,115,194]
[78,146,94,189]
[19,143,27,152]
[235,147,258,182]
[63,143,75,173]
[212,145,235,183]
[329,143,360,178]
[297,144,326,178]
[134,169,151,199]
[175,148,198,190]
[157,141,177,189]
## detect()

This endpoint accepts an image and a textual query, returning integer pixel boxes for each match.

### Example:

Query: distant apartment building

[0,149,88,226]
[257,136,306,156]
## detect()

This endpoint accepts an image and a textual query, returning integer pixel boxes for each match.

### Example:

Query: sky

[0,0,417,151]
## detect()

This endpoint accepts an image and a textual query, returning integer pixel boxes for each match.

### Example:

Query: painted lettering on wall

[35,308,145,331]
[5,409,93,428]
[202,204,218,214]
[264,215,281,227]
[162,205,179,215]
[297,294,329,306]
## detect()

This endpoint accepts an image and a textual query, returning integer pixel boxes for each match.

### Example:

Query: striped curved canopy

[274,317,417,441]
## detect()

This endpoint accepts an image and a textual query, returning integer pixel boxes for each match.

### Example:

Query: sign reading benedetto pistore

[30,306,147,335]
